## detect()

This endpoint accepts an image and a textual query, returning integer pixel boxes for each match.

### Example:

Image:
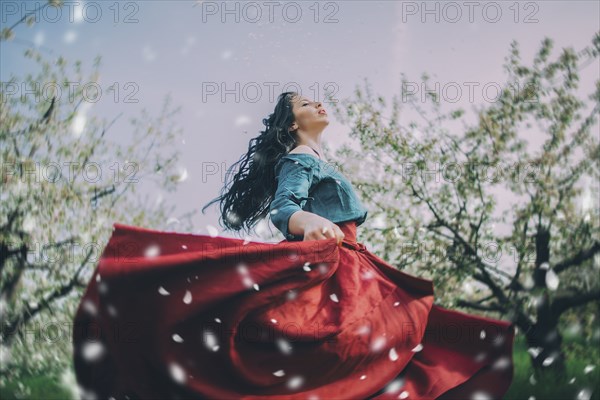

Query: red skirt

[72,220,515,399]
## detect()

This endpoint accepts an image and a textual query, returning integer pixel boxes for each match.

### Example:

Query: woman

[72,92,515,399]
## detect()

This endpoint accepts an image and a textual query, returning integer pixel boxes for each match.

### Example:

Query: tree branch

[554,241,600,273]
[456,298,505,312]
[552,288,600,315]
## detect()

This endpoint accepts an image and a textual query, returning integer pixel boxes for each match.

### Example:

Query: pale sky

[2,0,598,240]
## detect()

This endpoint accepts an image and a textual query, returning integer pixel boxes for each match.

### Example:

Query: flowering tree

[0,4,193,388]
[330,34,600,380]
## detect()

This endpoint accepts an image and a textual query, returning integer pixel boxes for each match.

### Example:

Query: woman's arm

[270,158,344,243]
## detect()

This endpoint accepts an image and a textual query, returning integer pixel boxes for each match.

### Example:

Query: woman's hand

[288,211,345,246]
[302,214,345,245]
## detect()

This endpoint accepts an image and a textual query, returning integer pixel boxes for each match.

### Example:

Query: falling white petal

[393,301,400,307]
[33,31,45,46]
[81,300,97,316]
[106,304,118,317]
[569,377,576,384]
[529,374,537,385]
[273,370,285,377]
[145,244,160,258]
[203,329,219,352]
[172,334,184,343]
[98,282,109,295]
[271,319,278,324]
[388,347,399,361]
[206,225,219,237]
[411,343,423,352]
[158,286,170,296]
[471,391,492,400]
[370,336,386,352]
[576,389,592,400]
[276,338,293,355]
[361,270,375,280]
[330,293,339,303]
[237,264,249,275]
[183,290,192,304]
[214,318,221,323]
[545,268,559,290]
[356,324,370,335]
[242,276,254,288]
[303,262,311,272]
[286,290,298,301]
[169,362,187,384]
[71,112,86,137]
[584,365,595,374]
[542,356,554,366]
[253,283,260,291]
[81,342,105,362]
[399,391,409,399]
[175,166,188,182]
[492,356,511,370]
[181,245,188,250]
[493,333,505,346]
[540,262,550,270]
[480,329,486,339]
[287,375,304,390]
[527,347,542,358]
[360,375,367,380]
[385,378,404,393]
[234,115,251,127]
[318,264,329,274]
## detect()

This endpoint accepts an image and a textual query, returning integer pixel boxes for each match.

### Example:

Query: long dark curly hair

[201,91,301,235]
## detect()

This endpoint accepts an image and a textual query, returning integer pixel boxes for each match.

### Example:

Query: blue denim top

[269,153,369,241]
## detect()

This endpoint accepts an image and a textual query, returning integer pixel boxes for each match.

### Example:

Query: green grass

[505,334,599,399]
[0,370,73,400]
[1,335,598,399]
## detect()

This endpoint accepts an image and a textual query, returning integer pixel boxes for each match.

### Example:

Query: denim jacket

[269,153,369,241]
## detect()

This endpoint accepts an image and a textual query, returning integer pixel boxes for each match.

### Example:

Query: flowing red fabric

[72,221,515,399]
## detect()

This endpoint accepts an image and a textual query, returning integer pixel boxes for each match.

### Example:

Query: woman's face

[289,94,329,132]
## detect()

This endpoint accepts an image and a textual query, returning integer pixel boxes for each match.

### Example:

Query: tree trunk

[525,293,568,382]
[524,227,568,380]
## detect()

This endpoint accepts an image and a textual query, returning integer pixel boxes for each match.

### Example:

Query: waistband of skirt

[336,220,367,252]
